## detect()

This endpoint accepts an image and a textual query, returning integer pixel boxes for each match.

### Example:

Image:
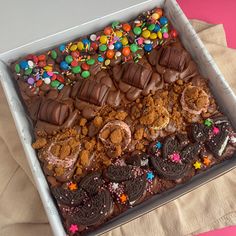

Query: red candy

[38,54,46,61]
[170,29,178,38]
[57,75,65,83]
[51,74,57,81]
[104,26,113,35]
[38,60,46,67]
[155,8,163,16]
[81,62,89,71]
[122,23,131,32]
[91,42,98,50]
[36,80,43,87]
[106,50,115,59]
[33,55,39,64]
[71,60,78,67]
[71,51,80,58]
[26,54,34,60]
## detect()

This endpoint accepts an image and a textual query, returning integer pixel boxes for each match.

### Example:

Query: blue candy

[42,71,48,78]
[19,60,29,70]
[114,41,123,50]
[82,38,90,46]
[97,56,104,62]
[144,44,153,52]
[153,24,161,33]
[60,61,69,70]
[159,17,168,26]
[59,44,66,52]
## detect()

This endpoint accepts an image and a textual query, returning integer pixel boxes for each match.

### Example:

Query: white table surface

[0,0,148,54]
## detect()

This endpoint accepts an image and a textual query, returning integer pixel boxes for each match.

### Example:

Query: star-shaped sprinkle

[69,224,79,234]
[146,171,155,181]
[120,194,127,203]
[68,182,78,191]
[155,141,162,149]
[111,183,119,190]
[204,119,213,127]
[213,126,220,135]
[170,152,181,163]
[193,161,202,169]
[203,156,211,166]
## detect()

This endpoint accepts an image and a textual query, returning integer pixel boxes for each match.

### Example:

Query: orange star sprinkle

[120,194,127,203]
[68,182,78,191]
[203,157,211,166]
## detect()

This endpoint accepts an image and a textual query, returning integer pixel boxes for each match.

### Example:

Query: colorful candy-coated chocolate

[71,51,80,58]
[71,60,78,67]
[163,32,169,39]
[71,66,81,74]
[148,24,155,31]
[115,30,123,38]
[108,44,115,50]
[133,26,142,35]
[81,63,89,71]
[106,50,115,59]
[98,56,104,62]
[70,44,77,51]
[144,44,153,52]
[122,47,131,56]
[15,64,20,73]
[153,24,161,33]
[44,77,51,84]
[121,37,129,46]
[159,17,168,26]
[151,13,160,20]
[42,71,49,78]
[38,54,46,61]
[130,44,139,53]
[86,58,95,65]
[51,80,60,88]
[150,33,157,40]
[137,37,144,45]
[38,61,46,68]
[50,50,57,60]
[36,80,43,87]
[114,41,123,50]
[170,29,178,38]
[25,68,32,75]
[112,21,120,28]
[57,75,64,83]
[115,51,121,57]
[81,70,90,78]
[105,59,110,66]
[157,31,163,39]
[155,8,163,16]
[161,27,168,33]
[19,60,29,70]
[90,34,97,41]
[100,35,108,44]
[28,60,34,68]
[122,23,131,32]
[27,77,35,85]
[60,61,69,70]
[142,30,151,39]
[82,38,90,46]
[59,44,66,52]
[99,44,107,52]
[65,55,73,64]
[77,42,84,51]
[104,27,113,35]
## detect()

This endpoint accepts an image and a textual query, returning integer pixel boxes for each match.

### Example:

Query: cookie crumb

[110,128,123,144]
[32,138,47,149]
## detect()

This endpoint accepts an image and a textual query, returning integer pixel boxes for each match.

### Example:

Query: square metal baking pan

[0,0,236,235]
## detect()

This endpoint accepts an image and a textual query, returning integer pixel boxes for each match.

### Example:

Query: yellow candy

[157,31,163,39]
[115,30,123,38]
[44,66,53,72]
[150,33,157,40]
[105,59,110,66]
[152,13,160,20]
[77,42,84,50]
[70,44,77,51]
[121,37,128,46]
[142,30,151,39]
[100,35,108,44]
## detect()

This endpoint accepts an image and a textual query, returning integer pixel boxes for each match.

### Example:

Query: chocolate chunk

[159,47,187,72]
[189,123,210,143]
[150,155,190,180]
[51,186,86,206]
[124,176,146,203]
[77,79,110,106]
[162,136,180,159]
[80,172,103,195]
[122,62,152,89]
[69,189,113,226]
[104,165,133,182]
[38,99,69,126]
[181,143,201,163]
[206,122,230,157]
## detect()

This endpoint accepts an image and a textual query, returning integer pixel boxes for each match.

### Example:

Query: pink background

[177,0,236,49]
[176,1,236,235]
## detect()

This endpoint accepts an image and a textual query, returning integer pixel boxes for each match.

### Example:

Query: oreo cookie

[51,186,86,206]
[181,143,202,163]
[80,172,103,195]
[104,165,133,182]
[124,176,146,204]
[162,136,179,159]
[69,189,113,227]
[125,152,149,167]
[189,123,210,143]
[206,122,230,157]
[150,155,190,180]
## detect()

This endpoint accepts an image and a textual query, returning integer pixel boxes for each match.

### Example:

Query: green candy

[51,80,60,88]
[112,21,120,28]
[130,44,139,53]
[99,44,107,52]
[81,70,90,78]
[51,50,57,60]
[65,55,73,64]
[86,58,95,65]
[15,64,20,73]
[72,66,81,74]
[148,24,155,31]
[161,27,168,33]
[24,68,32,75]
[133,26,142,35]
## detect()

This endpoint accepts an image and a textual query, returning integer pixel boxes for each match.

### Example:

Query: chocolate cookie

[125,152,149,167]
[104,165,133,182]
[51,186,86,206]
[80,172,103,195]
[162,136,180,159]
[181,143,202,163]
[69,189,113,227]
[189,123,210,143]
[124,176,146,204]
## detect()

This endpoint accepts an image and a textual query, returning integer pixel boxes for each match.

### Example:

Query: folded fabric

[0,20,236,236]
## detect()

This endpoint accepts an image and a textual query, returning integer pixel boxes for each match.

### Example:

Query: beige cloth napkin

[0,20,236,236]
